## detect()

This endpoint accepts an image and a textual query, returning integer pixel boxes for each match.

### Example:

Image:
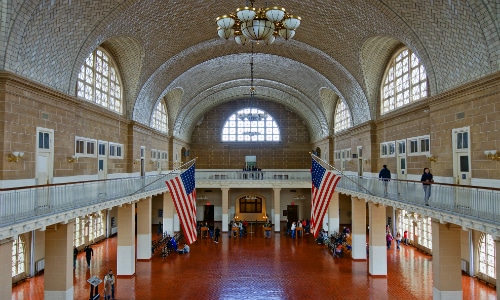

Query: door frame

[452,126,471,185]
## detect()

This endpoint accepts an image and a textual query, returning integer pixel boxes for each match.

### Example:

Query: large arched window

[222,108,280,142]
[381,47,427,114]
[152,100,167,133]
[12,235,25,276]
[334,99,352,132]
[77,47,123,113]
[479,233,496,279]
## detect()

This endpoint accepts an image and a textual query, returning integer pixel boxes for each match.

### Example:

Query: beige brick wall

[190,100,311,169]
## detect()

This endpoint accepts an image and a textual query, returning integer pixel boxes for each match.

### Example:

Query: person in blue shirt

[379,165,391,196]
[420,168,434,206]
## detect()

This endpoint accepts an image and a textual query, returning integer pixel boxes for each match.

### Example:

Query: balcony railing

[0,170,499,231]
[338,176,500,225]
[0,174,172,226]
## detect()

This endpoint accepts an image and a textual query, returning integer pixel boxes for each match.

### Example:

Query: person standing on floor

[379,165,391,196]
[103,269,115,300]
[395,232,402,250]
[386,232,393,250]
[157,221,163,236]
[84,245,93,267]
[420,167,434,206]
[214,226,220,243]
[73,246,78,269]
[403,230,409,245]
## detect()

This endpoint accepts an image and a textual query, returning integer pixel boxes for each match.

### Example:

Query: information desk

[201,227,209,238]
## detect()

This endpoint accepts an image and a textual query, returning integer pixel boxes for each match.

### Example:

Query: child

[214,226,220,243]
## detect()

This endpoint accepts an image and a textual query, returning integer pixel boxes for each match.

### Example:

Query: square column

[432,221,462,299]
[351,196,367,260]
[273,188,281,232]
[368,202,387,276]
[328,192,340,235]
[137,197,152,260]
[0,239,13,300]
[162,192,175,235]
[117,204,135,277]
[221,188,229,232]
[44,222,74,300]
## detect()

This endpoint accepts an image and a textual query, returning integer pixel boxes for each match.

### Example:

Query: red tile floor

[12,228,497,299]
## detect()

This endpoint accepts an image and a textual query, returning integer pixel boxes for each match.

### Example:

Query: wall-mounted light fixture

[133,159,141,165]
[149,160,155,165]
[426,154,437,162]
[8,151,24,162]
[364,159,370,164]
[484,150,500,161]
[348,160,354,165]
[67,155,78,163]
[197,194,208,200]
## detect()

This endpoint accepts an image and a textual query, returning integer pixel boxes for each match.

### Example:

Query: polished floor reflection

[12,229,497,299]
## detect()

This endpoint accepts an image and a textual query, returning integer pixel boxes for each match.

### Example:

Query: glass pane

[400,158,406,169]
[460,156,469,172]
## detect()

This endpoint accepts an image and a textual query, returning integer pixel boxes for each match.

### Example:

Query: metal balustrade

[0,171,499,233]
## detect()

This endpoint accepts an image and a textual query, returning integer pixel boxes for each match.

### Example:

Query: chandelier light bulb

[216,3,301,44]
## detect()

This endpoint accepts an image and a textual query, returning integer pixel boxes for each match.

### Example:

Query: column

[495,237,500,300]
[162,192,175,235]
[221,188,229,232]
[328,192,340,235]
[351,196,367,260]
[137,197,152,260]
[432,221,462,299]
[117,204,135,277]
[0,238,13,300]
[368,202,387,276]
[44,221,74,299]
[273,188,281,232]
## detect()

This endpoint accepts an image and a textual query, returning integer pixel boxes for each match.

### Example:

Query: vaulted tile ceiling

[1,0,498,142]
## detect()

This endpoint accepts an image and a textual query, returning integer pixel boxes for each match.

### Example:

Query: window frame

[334,99,353,133]
[76,47,123,114]
[75,136,97,158]
[380,141,395,158]
[109,142,124,159]
[221,108,281,142]
[380,46,428,115]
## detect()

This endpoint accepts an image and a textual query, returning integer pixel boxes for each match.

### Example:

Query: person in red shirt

[403,230,409,245]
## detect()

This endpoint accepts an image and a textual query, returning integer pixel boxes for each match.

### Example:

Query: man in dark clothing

[73,246,78,268]
[84,245,93,267]
[379,165,391,196]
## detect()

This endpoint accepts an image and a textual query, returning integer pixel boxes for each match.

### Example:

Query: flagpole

[129,158,197,196]
[310,153,375,196]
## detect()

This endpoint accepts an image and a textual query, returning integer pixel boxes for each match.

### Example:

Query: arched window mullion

[222,107,280,142]
[381,47,428,115]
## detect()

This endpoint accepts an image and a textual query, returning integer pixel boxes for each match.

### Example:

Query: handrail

[0,170,499,233]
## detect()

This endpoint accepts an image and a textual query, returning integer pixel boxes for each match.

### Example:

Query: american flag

[310,157,341,238]
[165,163,197,244]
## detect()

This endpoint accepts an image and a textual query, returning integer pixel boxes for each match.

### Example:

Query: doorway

[98,141,108,180]
[287,205,299,223]
[36,128,54,185]
[203,205,214,224]
[452,127,471,185]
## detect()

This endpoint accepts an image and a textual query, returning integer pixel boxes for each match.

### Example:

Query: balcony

[0,170,499,239]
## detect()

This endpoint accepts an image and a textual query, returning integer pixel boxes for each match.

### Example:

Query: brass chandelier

[216,0,302,45]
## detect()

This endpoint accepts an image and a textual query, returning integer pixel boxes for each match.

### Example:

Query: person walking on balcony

[379,165,391,196]
[420,168,434,206]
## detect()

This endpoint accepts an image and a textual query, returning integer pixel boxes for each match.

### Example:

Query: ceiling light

[216,1,301,45]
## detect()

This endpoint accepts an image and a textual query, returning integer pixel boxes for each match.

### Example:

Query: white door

[36,128,54,185]
[396,140,407,180]
[98,141,108,180]
[452,127,471,185]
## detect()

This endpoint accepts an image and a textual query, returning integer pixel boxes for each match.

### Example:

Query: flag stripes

[165,164,197,244]
[310,158,341,238]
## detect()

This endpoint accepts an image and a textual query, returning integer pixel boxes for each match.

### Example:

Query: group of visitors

[286,219,310,237]
[228,220,248,238]
[386,227,410,250]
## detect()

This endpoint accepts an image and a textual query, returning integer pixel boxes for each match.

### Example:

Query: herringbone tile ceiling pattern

[1,0,498,141]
